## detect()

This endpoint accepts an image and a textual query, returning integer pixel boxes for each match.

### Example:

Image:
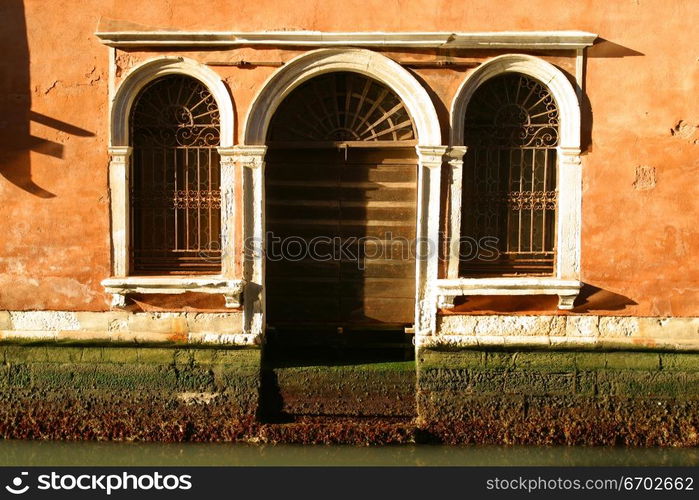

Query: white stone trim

[1,310,695,352]
[105,57,238,301]
[574,48,585,100]
[435,277,581,310]
[217,147,239,278]
[415,145,449,336]
[417,315,699,352]
[101,276,245,308]
[230,145,267,338]
[445,146,467,279]
[0,310,256,345]
[107,146,132,278]
[447,54,583,309]
[243,48,441,146]
[95,30,597,50]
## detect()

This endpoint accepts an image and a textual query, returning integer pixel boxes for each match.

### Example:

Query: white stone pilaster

[446,146,467,280]
[557,147,582,282]
[108,146,132,279]
[233,145,267,338]
[415,145,448,337]
[217,147,237,278]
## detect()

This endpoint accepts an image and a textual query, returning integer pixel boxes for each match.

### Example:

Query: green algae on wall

[262,360,416,419]
[2,343,699,445]
[416,347,699,446]
[0,343,261,441]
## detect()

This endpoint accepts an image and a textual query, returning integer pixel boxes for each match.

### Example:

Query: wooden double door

[265,147,418,332]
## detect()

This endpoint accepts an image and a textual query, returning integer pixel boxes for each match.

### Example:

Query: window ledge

[101,276,245,309]
[434,277,581,311]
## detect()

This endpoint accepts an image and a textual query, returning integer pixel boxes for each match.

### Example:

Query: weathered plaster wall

[0,0,697,317]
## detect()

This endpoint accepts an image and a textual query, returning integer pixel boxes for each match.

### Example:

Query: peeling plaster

[671,120,699,144]
[633,165,656,191]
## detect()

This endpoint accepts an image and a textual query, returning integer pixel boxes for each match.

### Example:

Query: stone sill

[435,277,581,311]
[102,276,245,309]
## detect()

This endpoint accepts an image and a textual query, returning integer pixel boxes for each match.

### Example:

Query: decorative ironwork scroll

[130,75,222,274]
[267,72,416,143]
[460,73,559,276]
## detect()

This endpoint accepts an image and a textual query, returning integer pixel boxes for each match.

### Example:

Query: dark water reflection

[0,441,697,467]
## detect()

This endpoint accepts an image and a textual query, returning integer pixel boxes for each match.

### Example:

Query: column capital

[108,146,132,159]
[558,146,582,164]
[446,145,468,161]
[224,145,268,168]
[415,145,449,168]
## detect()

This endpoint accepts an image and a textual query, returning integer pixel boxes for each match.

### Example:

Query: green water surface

[0,441,697,467]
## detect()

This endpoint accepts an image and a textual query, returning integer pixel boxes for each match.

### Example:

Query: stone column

[217,147,237,279]
[415,145,448,337]
[556,146,582,309]
[446,146,467,280]
[232,145,268,338]
[107,146,132,308]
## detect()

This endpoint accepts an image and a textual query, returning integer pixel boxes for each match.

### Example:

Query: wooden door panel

[266,147,417,329]
[267,278,341,297]
[268,297,340,323]
[339,278,415,299]
[340,297,416,324]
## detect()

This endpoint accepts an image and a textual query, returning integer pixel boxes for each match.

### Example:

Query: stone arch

[111,56,234,147]
[243,48,441,146]
[239,48,444,338]
[450,54,580,149]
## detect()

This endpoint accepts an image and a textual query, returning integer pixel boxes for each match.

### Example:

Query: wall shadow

[0,0,94,199]
[572,283,637,313]
[580,38,644,153]
[447,283,636,314]
[587,38,645,58]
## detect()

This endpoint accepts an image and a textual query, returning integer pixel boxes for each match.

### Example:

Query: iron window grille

[267,71,416,146]
[460,73,559,277]
[129,75,222,274]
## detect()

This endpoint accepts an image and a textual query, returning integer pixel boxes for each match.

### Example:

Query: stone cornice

[95,30,597,50]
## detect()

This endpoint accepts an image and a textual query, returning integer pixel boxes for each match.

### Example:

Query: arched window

[460,73,559,277]
[130,75,222,274]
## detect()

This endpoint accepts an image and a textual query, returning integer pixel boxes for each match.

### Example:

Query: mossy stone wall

[417,348,699,445]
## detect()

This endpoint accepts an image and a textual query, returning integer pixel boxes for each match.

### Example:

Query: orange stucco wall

[0,0,697,315]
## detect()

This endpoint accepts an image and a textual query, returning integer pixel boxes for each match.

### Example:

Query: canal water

[1,441,697,467]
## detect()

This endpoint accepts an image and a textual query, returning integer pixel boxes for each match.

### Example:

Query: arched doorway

[264,71,419,335]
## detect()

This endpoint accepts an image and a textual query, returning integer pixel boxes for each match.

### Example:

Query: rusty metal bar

[397,60,480,69]
[206,60,285,67]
